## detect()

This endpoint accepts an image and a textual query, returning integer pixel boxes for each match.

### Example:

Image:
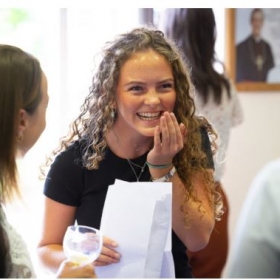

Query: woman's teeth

[137,112,161,121]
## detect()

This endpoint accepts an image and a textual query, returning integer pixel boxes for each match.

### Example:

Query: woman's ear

[111,101,117,110]
[17,109,29,140]
[110,102,118,119]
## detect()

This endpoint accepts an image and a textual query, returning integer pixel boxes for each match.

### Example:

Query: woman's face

[18,71,49,156]
[115,49,176,138]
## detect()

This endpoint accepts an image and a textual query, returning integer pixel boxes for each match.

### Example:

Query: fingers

[170,113,185,148]
[159,112,184,149]
[160,113,170,146]
[103,235,119,248]
[167,112,179,147]
[94,236,121,266]
[180,123,187,137]
[94,248,120,265]
[149,111,185,165]
[153,125,161,149]
[56,260,97,278]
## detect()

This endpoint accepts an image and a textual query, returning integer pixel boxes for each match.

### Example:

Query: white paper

[143,194,173,278]
[95,180,175,278]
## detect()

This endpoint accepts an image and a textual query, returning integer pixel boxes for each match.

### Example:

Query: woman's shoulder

[51,139,87,171]
[0,206,36,278]
[257,159,280,187]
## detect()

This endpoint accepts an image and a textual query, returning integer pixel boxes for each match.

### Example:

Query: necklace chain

[112,128,147,182]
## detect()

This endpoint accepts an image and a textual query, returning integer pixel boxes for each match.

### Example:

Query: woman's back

[195,81,243,181]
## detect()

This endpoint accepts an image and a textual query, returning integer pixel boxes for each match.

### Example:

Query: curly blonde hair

[44,26,223,222]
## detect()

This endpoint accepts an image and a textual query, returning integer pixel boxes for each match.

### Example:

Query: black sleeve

[267,43,275,69]
[200,126,214,169]
[43,145,84,206]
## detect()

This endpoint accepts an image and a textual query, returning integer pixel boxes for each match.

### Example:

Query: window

[1,8,140,276]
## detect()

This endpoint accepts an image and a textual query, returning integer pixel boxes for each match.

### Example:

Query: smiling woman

[36,26,221,278]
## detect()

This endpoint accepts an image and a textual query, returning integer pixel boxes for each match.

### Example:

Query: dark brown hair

[250,8,264,22]
[163,8,230,105]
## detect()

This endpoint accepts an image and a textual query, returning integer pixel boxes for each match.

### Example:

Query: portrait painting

[225,8,280,92]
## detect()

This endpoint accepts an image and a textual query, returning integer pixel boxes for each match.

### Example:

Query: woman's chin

[140,127,156,138]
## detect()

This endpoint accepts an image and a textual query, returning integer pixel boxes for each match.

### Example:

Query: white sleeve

[229,80,244,127]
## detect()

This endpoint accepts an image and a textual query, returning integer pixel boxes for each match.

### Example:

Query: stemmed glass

[63,225,103,265]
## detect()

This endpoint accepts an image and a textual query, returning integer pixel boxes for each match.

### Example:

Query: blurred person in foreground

[0,44,97,278]
[226,158,280,278]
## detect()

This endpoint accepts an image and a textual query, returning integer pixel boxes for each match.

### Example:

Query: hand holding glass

[63,225,103,265]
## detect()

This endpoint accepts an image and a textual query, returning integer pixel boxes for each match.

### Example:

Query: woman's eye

[129,85,143,91]
[161,83,173,89]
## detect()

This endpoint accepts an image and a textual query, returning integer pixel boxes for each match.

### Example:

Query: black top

[44,127,213,278]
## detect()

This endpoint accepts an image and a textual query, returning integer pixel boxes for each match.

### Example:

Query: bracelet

[147,162,173,169]
[152,166,177,182]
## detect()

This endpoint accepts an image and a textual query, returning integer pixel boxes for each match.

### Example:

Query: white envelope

[95,179,175,278]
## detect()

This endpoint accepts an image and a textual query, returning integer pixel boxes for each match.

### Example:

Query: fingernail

[114,253,121,259]
[111,241,119,247]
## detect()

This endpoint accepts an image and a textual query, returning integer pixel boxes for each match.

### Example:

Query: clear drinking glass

[63,225,103,265]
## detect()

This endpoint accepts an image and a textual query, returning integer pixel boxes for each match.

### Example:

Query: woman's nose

[144,91,160,106]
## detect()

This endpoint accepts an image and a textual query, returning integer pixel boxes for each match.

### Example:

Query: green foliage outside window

[0,9,30,31]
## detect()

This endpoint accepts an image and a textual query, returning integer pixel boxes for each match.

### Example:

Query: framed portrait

[225,8,280,92]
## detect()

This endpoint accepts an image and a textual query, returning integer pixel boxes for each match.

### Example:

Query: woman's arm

[147,111,215,251]
[37,197,76,274]
[171,170,215,251]
[37,197,121,274]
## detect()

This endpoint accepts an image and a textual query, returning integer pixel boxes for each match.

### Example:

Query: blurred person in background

[161,8,244,278]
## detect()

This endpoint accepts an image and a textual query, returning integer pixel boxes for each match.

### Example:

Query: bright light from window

[1,8,139,277]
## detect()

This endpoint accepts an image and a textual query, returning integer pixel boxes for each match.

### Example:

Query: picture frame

[225,8,280,92]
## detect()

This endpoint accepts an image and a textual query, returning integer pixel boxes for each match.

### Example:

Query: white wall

[222,91,280,276]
